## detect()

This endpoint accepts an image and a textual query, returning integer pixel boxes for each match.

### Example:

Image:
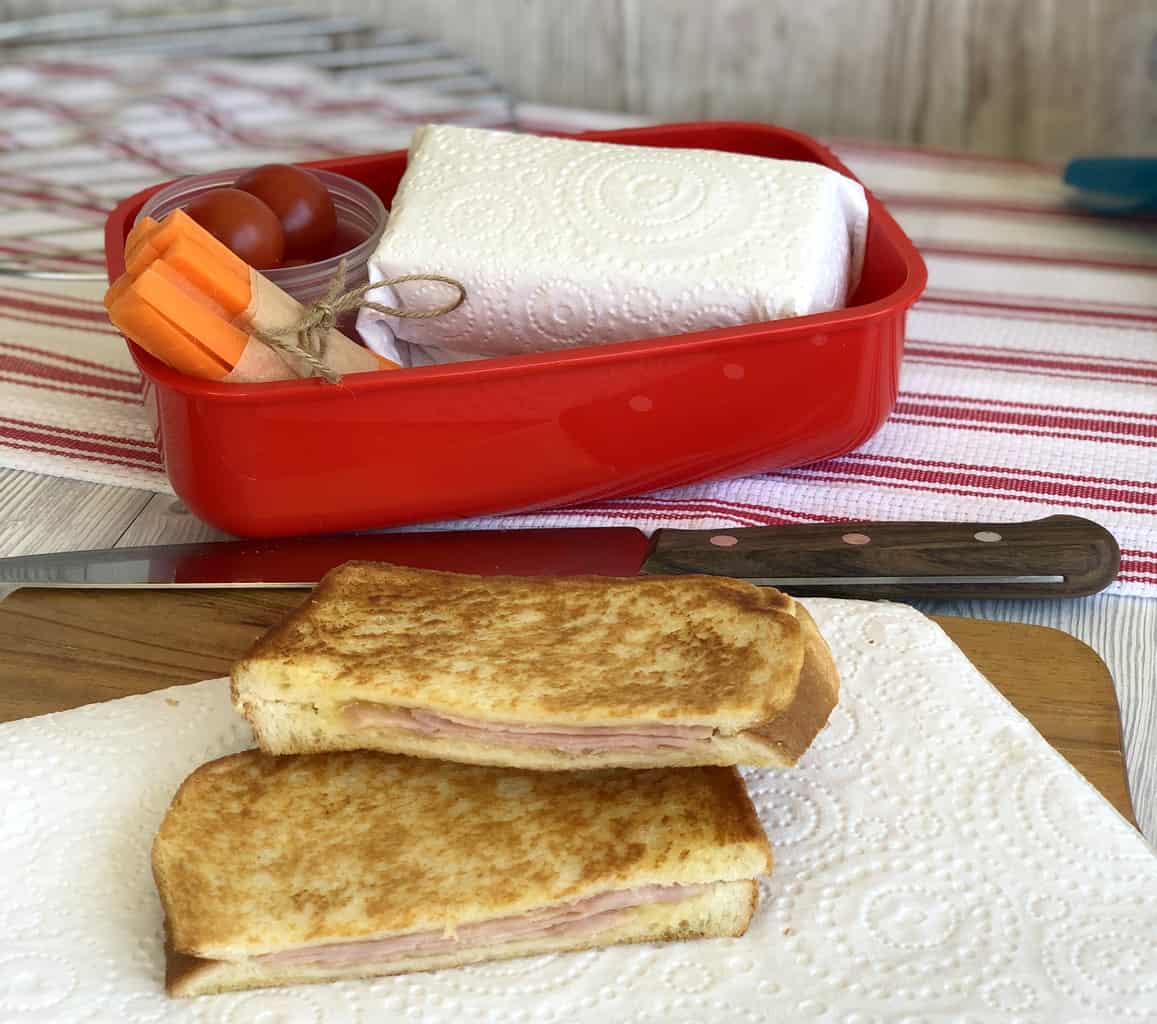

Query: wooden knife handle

[640,515,1120,599]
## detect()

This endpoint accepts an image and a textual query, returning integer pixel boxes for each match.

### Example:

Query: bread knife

[0,515,1118,600]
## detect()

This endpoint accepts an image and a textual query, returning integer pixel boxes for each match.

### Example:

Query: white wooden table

[1,463,1153,844]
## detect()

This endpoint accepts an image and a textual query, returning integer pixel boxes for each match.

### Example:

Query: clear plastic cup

[137,168,387,309]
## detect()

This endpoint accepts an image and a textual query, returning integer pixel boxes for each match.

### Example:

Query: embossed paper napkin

[358,124,868,365]
[1,600,1154,1023]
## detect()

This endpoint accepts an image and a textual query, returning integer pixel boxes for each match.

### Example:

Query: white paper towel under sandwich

[358,125,869,367]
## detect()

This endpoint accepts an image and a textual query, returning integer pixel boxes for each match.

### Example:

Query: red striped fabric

[1,59,1154,594]
[918,299,1157,330]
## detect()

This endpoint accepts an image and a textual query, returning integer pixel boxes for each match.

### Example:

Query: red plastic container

[104,122,926,538]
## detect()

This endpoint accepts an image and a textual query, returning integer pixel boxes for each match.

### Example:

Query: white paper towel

[2,600,1154,1023]
[358,125,868,366]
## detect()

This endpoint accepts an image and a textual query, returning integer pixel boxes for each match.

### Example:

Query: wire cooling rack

[0,5,511,280]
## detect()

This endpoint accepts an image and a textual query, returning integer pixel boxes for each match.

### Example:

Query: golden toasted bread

[231,563,838,769]
[154,750,771,996]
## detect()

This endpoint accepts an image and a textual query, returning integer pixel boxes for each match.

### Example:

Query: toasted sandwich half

[231,563,839,770]
[153,750,772,996]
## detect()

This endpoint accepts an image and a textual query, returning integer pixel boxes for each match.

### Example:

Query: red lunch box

[104,122,927,538]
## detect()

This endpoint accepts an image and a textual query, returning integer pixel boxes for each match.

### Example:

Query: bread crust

[741,602,840,764]
[164,880,760,997]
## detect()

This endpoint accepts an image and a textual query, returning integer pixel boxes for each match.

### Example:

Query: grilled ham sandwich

[231,562,839,769]
[153,750,772,996]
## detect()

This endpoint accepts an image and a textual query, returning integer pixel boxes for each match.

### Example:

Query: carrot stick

[124,215,160,263]
[102,272,135,313]
[107,293,230,380]
[165,209,251,282]
[130,264,249,368]
[157,237,252,315]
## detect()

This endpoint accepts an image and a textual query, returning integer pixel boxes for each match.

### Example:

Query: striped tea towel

[1,61,1154,594]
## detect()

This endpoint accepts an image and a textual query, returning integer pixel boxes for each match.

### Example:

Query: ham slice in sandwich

[153,750,772,997]
[230,562,839,770]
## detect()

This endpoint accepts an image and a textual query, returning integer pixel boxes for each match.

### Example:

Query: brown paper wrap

[223,268,387,383]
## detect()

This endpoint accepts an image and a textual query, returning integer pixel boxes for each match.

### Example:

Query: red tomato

[183,188,285,270]
[234,164,337,260]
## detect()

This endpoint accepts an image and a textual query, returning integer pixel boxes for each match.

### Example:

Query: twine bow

[253,261,466,383]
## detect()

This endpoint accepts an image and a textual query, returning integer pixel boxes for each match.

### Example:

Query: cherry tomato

[183,188,285,270]
[234,164,337,260]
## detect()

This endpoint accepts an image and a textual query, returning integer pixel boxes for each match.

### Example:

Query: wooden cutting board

[0,589,1135,825]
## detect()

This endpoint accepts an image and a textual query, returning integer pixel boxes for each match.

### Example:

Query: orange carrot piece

[146,260,233,320]
[125,239,157,278]
[125,210,247,282]
[124,210,253,315]
[102,272,135,312]
[166,208,252,283]
[160,237,252,315]
[120,229,252,334]
[130,265,248,368]
[124,238,252,320]
[123,215,161,263]
[107,293,229,380]
[126,215,187,269]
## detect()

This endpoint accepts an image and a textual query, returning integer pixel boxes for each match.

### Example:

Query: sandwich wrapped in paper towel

[358,124,869,366]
